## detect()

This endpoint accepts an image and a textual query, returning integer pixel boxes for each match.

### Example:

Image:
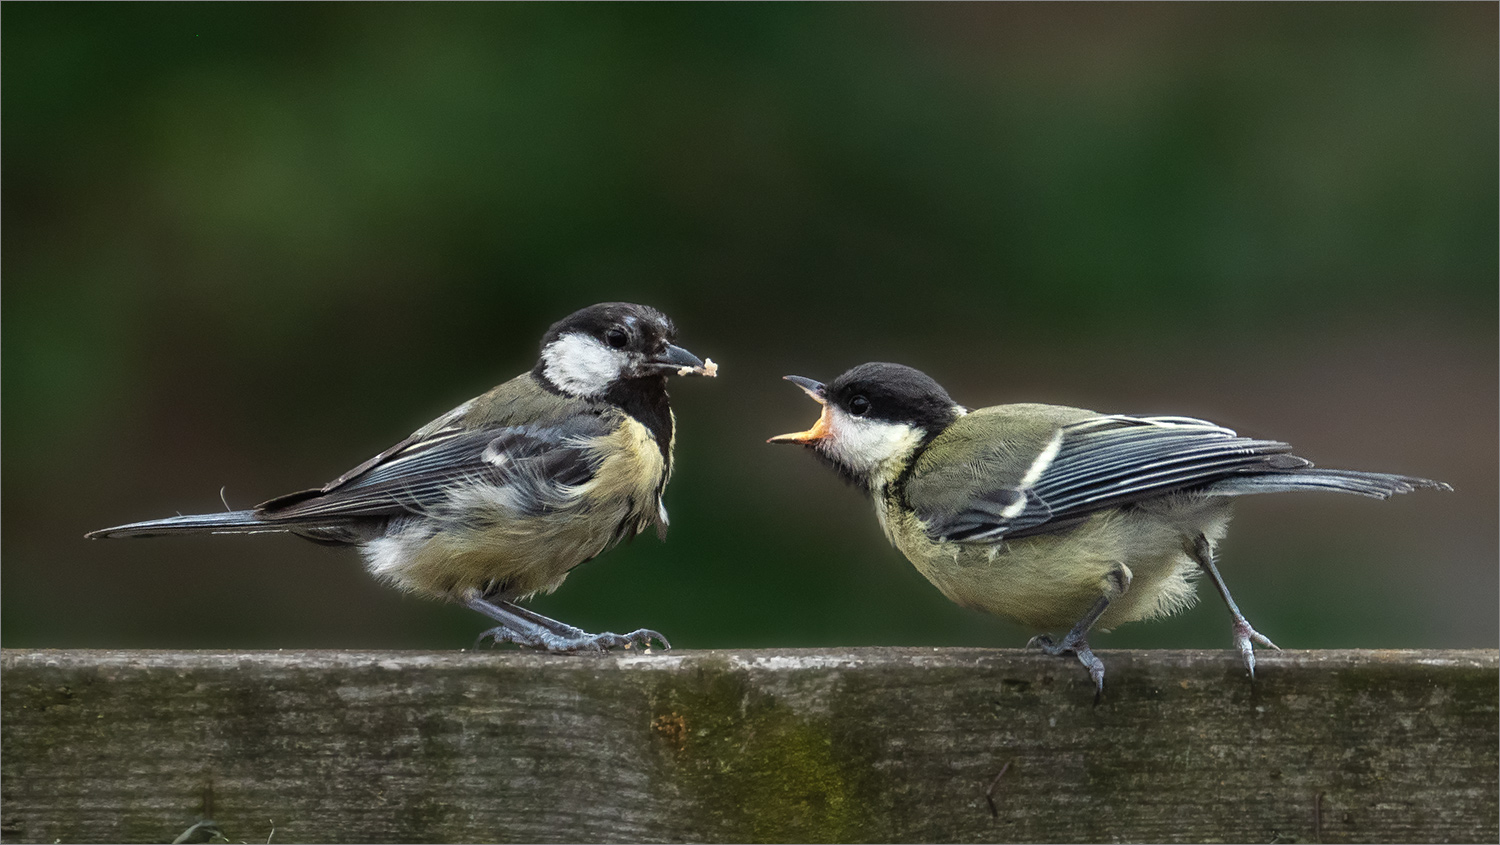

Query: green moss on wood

[645,659,883,842]
[1,649,1494,844]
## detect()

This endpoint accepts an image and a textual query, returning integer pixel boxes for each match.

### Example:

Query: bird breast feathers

[585,417,668,507]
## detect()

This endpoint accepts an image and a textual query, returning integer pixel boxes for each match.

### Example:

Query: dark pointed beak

[768,375,831,445]
[646,343,712,376]
[782,375,826,403]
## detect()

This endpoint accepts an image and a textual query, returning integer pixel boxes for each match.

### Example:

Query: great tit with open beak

[770,362,1449,694]
[88,302,717,652]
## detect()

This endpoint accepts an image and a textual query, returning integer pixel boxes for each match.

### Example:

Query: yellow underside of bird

[361,417,667,601]
[882,493,1232,632]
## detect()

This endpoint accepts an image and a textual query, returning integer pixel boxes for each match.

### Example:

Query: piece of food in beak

[678,357,719,377]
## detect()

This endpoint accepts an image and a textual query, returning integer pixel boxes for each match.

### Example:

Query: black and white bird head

[769,362,965,487]
[534,302,708,398]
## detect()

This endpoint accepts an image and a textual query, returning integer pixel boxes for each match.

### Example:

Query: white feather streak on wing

[481,441,509,467]
[1033,424,1296,513]
[1017,429,1064,489]
[1037,422,1280,492]
[1061,454,1284,508]
[998,494,1029,519]
[452,433,598,518]
[1131,414,1235,431]
[1044,435,1290,489]
[268,425,605,521]
[438,456,596,523]
[1041,438,1253,490]
[1065,414,1236,436]
[286,435,498,518]
[922,414,1301,545]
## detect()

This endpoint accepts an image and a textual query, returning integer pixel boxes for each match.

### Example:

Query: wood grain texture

[2,648,1495,844]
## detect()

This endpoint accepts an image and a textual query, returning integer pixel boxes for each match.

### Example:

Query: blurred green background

[4,3,1495,653]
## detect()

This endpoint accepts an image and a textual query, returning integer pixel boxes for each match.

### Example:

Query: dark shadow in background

[4,3,1495,652]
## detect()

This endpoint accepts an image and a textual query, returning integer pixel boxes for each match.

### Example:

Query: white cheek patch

[541,332,629,397]
[825,412,925,478]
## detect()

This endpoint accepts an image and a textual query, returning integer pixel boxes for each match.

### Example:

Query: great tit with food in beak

[770,362,1448,694]
[88,302,718,652]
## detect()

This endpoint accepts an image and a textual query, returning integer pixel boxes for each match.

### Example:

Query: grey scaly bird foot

[474,625,554,651]
[464,595,669,653]
[472,613,591,651]
[1028,633,1107,698]
[475,624,670,653]
[579,628,672,651]
[1231,618,1280,680]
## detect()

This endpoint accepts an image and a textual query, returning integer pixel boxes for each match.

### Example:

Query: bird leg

[465,595,670,653]
[1191,534,1278,678]
[1028,594,1112,698]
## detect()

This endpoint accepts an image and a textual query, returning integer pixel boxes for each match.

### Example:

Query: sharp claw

[1028,632,1107,695]
[560,628,672,654]
[475,626,519,650]
[1023,596,1113,698]
[1026,634,1057,653]
[1230,619,1279,679]
[1074,643,1106,699]
[627,629,672,650]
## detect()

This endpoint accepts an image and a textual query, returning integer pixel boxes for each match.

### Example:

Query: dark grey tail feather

[85,510,280,540]
[1203,469,1451,500]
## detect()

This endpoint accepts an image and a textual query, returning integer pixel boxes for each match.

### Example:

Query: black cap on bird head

[825,363,961,430]
[540,303,674,353]
[770,362,964,487]
[534,302,706,398]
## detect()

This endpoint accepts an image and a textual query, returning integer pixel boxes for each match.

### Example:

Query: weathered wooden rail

[2,648,1495,844]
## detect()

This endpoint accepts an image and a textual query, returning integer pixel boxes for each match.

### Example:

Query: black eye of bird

[605,328,629,349]
[848,395,871,416]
